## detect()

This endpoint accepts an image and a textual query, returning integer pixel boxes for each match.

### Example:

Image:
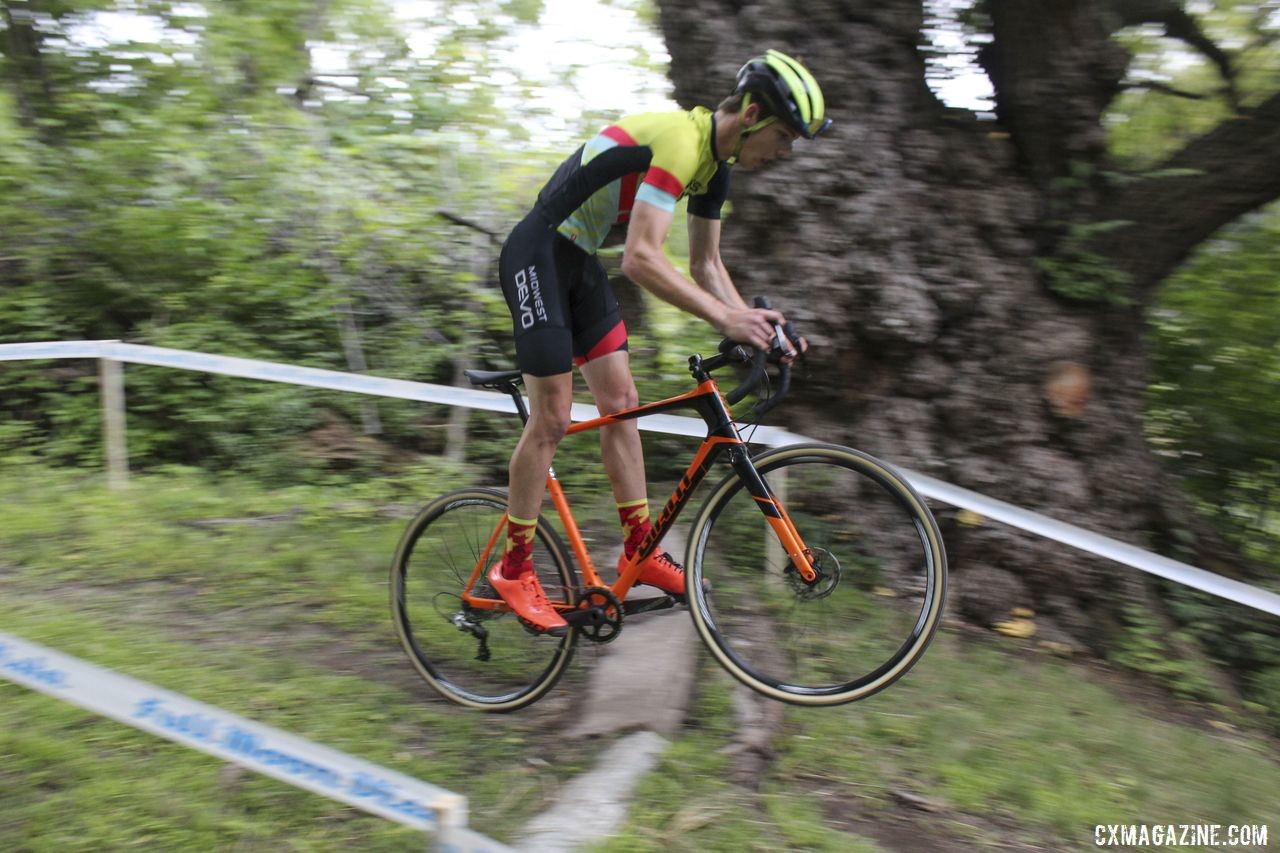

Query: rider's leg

[580,352,687,595]
[487,372,575,635]
[505,371,575,531]
[579,350,645,505]
[498,214,575,544]
[492,215,578,633]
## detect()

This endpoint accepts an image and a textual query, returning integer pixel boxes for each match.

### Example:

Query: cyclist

[492,49,829,634]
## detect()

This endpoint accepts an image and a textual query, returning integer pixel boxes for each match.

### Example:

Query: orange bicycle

[391,311,947,711]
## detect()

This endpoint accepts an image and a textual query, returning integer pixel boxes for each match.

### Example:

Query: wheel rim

[689,448,946,705]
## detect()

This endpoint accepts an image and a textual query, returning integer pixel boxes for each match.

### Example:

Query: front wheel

[391,487,579,712]
[686,443,947,706]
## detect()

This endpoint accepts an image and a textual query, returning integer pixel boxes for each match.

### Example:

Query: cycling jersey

[499,106,733,377]
[535,107,732,253]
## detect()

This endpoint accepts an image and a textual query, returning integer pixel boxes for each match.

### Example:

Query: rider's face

[738,122,798,170]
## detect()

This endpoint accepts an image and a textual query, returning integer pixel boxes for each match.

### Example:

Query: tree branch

[1097,91,1280,293]
[437,210,499,240]
[1120,79,1210,100]
[1107,0,1239,108]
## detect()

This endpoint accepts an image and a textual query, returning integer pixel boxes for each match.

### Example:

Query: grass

[599,634,1279,851]
[2,459,1278,851]
[0,460,598,850]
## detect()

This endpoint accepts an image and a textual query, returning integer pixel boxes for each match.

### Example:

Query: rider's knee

[593,383,639,416]
[529,406,572,442]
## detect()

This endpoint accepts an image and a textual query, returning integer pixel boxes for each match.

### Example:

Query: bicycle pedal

[623,594,678,616]
[562,607,612,628]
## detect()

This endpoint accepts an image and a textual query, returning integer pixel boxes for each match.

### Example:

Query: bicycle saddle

[464,368,523,388]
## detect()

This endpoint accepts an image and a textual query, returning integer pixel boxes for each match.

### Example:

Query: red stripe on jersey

[601,125,637,146]
[573,320,629,366]
[602,125,640,223]
[616,172,639,224]
[643,166,685,199]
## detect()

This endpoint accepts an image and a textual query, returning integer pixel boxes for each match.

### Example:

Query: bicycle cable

[734,366,772,445]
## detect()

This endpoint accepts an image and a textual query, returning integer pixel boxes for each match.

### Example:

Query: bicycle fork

[726,446,819,583]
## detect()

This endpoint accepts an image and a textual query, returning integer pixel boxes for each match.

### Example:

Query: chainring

[571,585,624,644]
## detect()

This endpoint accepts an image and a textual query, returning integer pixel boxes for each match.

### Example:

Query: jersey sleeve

[687,163,731,220]
[633,123,702,215]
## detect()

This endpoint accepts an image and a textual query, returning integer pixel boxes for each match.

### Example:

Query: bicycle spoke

[391,489,578,711]
[688,445,946,705]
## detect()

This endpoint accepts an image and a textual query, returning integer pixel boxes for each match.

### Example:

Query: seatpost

[499,381,531,425]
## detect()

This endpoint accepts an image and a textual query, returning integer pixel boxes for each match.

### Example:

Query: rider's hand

[720,306,786,353]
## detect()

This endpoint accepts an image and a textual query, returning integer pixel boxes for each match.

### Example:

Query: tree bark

[655,0,1280,652]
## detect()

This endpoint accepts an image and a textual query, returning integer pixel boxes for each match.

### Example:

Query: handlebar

[705,296,803,418]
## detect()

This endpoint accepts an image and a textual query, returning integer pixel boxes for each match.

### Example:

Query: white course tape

[2,340,1276,618]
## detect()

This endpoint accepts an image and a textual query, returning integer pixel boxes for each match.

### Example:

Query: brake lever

[783,320,806,373]
[734,296,803,418]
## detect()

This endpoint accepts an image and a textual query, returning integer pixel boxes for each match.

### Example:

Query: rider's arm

[688,214,749,310]
[688,210,806,362]
[622,201,780,351]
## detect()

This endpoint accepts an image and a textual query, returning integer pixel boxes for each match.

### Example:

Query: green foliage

[1035,219,1136,305]
[1252,666,1280,734]
[1143,204,1280,725]
[0,0,567,476]
[0,0,690,485]
[1108,605,1218,701]
[1034,161,1141,305]
[1097,2,1280,728]
[1147,206,1280,560]
[1162,582,1280,731]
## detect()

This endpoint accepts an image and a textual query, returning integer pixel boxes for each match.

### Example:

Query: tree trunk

[655,0,1276,651]
[2,1,58,141]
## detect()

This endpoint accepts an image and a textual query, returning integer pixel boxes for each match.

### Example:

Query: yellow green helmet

[734,49,831,139]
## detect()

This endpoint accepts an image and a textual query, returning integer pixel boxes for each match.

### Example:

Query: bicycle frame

[460,361,818,612]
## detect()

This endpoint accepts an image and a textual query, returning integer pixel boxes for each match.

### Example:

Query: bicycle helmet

[734,49,831,139]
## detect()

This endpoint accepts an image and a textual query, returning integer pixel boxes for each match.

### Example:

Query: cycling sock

[501,515,538,579]
[617,499,651,559]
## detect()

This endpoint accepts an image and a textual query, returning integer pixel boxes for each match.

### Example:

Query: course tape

[0,630,514,849]
[907,473,1280,617]
[2,339,1276,619]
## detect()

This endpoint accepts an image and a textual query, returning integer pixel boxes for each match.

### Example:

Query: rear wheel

[687,443,947,706]
[391,488,578,712]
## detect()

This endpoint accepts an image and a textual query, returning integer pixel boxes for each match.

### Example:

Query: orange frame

[458,377,817,613]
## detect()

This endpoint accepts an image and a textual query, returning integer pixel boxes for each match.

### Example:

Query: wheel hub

[784,549,839,600]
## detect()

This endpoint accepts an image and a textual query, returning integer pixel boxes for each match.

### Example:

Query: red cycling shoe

[488,564,569,636]
[618,549,688,596]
